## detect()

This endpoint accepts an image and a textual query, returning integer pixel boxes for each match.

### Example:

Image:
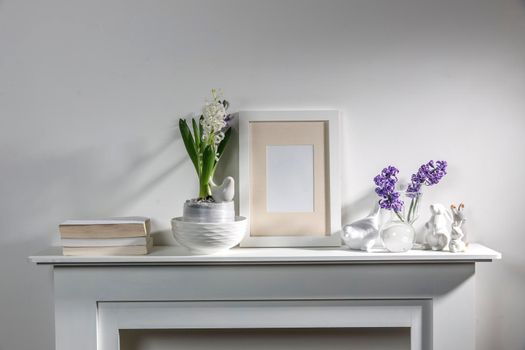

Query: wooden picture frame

[239,110,341,247]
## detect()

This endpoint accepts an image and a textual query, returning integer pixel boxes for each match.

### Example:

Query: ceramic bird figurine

[424,203,453,251]
[449,203,467,252]
[342,204,381,252]
[210,177,235,203]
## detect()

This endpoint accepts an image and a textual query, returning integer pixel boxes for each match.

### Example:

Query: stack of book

[59,217,152,256]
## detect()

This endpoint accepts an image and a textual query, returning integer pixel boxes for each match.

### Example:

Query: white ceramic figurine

[342,205,381,252]
[424,203,453,251]
[210,176,235,203]
[449,203,467,253]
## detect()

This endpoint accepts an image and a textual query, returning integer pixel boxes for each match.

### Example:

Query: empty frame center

[266,145,314,213]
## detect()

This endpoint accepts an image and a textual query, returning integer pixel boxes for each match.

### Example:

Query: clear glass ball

[380,221,415,252]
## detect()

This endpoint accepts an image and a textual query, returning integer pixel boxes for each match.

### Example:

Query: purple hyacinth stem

[395,211,404,222]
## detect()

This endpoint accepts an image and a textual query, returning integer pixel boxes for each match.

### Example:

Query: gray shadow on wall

[213,113,240,214]
[0,131,186,246]
[102,132,184,213]
[341,189,378,225]
[1,238,55,350]
[339,110,379,226]
[69,135,182,216]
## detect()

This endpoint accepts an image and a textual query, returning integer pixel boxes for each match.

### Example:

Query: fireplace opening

[120,328,410,350]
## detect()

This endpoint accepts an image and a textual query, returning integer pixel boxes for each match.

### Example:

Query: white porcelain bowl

[171,216,247,254]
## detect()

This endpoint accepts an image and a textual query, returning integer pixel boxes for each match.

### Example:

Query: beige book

[59,217,150,238]
[61,236,148,247]
[62,237,153,256]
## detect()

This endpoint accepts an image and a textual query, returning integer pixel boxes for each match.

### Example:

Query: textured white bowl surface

[171,216,247,254]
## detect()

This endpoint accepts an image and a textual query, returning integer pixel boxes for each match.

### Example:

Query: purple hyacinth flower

[221,113,234,131]
[374,165,404,213]
[407,160,448,195]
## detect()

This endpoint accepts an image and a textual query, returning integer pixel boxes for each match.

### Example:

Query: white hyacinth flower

[201,89,227,148]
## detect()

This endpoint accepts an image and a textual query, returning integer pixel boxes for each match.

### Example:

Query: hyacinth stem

[199,182,211,198]
[394,211,405,222]
[407,198,415,223]
[411,196,420,224]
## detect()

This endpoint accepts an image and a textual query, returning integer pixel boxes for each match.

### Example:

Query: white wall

[1,0,524,349]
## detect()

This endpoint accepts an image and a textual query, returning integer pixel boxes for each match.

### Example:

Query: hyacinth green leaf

[191,118,201,152]
[179,118,199,176]
[201,145,215,189]
[216,127,232,165]
[198,115,204,144]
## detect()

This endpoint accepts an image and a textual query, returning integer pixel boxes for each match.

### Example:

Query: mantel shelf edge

[29,243,501,266]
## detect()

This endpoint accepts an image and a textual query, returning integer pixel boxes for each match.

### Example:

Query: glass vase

[380,191,422,252]
[380,219,415,252]
[402,191,422,225]
[403,191,425,249]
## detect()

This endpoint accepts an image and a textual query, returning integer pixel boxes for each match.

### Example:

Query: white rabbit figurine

[342,204,381,252]
[424,203,453,251]
[449,203,467,253]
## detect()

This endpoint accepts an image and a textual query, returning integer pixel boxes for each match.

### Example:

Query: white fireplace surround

[30,244,500,350]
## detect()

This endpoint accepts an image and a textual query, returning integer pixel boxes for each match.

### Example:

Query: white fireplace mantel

[30,244,500,350]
